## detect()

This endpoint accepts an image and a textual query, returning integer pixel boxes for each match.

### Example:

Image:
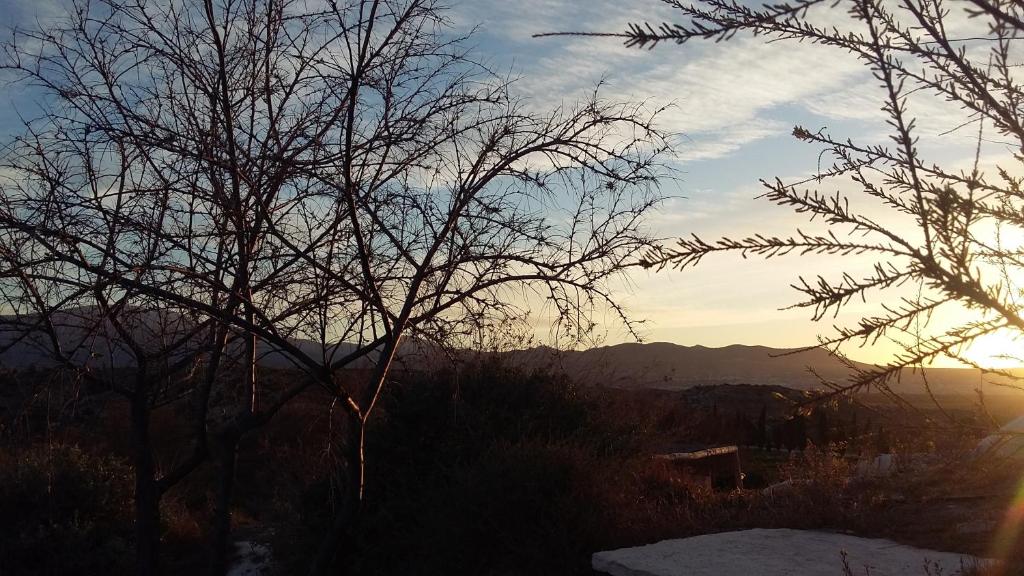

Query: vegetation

[545,0,1024,403]
[2,361,1019,575]
[0,444,134,576]
[0,0,667,572]
[2,0,1023,573]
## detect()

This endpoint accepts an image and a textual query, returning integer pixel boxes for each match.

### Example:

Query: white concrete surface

[976,415,1024,459]
[593,529,986,576]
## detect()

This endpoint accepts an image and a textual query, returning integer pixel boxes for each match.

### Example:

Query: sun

[960,329,1024,370]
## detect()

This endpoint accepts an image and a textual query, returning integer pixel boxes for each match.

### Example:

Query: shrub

[0,443,134,575]
[273,362,1010,575]
[273,360,657,576]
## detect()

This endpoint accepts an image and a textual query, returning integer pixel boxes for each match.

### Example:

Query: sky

[0,0,1018,367]
[448,0,1016,366]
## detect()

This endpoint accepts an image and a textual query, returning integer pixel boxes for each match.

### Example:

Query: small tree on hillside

[0,298,217,574]
[545,0,1024,402]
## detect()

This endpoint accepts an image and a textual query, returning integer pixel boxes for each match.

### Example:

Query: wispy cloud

[456,0,867,164]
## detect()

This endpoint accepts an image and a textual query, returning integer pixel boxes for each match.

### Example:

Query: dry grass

[3,364,1023,575]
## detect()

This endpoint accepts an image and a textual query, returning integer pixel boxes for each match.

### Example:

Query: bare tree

[0,189,221,573]
[0,0,669,572]
[544,0,1024,402]
[0,71,234,570]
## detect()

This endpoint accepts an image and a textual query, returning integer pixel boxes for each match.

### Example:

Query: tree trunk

[209,431,239,576]
[306,336,402,576]
[210,321,254,576]
[306,416,364,576]
[131,394,161,576]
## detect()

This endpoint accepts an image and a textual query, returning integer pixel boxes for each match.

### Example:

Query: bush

[0,443,134,575]
[273,361,657,576]
[277,362,896,575]
[274,362,1010,575]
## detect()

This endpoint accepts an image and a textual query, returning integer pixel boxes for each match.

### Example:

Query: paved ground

[592,529,988,576]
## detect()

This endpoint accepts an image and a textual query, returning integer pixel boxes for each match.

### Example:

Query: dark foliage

[277,361,649,575]
[0,444,134,575]
[1,363,651,575]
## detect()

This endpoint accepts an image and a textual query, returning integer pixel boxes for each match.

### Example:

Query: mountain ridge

[496,341,1020,395]
[1,313,1017,396]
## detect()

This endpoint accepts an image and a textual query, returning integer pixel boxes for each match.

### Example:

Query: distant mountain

[0,308,181,371]
[1,312,1016,396]
[0,309,427,372]
[498,342,1022,395]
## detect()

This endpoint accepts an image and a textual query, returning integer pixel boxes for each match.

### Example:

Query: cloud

[455,0,1023,172]
[0,0,64,28]
[454,0,868,163]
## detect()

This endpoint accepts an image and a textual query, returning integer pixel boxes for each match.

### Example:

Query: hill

[499,342,1021,395]
[1,311,1017,396]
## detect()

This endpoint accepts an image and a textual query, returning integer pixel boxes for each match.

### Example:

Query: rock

[592,529,989,576]
[855,453,897,478]
[227,540,271,576]
[956,517,998,536]
[760,479,795,497]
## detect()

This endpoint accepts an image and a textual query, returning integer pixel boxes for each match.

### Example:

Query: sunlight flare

[989,475,1024,573]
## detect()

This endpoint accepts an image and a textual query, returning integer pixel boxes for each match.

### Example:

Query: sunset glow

[962,331,1024,371]
[3,0,1024,574]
